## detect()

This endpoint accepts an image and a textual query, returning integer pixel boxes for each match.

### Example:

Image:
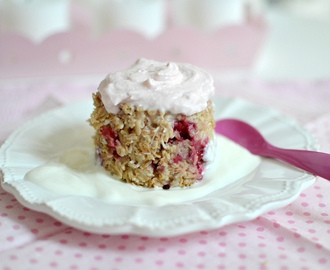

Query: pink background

[0,23,265,79]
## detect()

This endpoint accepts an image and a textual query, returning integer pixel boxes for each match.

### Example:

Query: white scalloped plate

[0,98,317,237]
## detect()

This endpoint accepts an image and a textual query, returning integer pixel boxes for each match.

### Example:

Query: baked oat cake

[89,58,215,189]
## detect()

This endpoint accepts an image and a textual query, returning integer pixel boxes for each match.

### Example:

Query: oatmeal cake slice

[89,58,215,189]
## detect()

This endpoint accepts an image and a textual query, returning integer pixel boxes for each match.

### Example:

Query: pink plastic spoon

[215,119,330,180]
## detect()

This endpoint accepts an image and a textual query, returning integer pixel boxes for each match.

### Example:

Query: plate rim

[0,97,317,237]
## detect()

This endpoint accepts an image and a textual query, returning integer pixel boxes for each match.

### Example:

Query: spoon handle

[266,145,330,180]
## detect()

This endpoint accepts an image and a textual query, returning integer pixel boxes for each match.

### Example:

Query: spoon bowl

[215,119,330,180]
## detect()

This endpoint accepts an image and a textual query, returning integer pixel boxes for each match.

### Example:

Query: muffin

[89,58,215,189]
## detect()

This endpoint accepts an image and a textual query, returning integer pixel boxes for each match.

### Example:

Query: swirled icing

[98,58,214,115]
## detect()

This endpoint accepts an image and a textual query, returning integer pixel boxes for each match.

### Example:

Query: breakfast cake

[89,58,215,189]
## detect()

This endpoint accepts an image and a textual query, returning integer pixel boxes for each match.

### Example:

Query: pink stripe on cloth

[0,79,96,143]
[214,76,330,124]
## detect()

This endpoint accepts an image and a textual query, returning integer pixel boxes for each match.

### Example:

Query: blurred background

[1,0,330,143]
[0,0,330,80]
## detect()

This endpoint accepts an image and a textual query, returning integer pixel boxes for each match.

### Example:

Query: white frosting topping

[98,58,214,115]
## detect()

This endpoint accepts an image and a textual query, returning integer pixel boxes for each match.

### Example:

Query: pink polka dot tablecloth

[1,75,330,270]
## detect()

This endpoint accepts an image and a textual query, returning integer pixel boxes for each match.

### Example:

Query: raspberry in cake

[89,58,215,189]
